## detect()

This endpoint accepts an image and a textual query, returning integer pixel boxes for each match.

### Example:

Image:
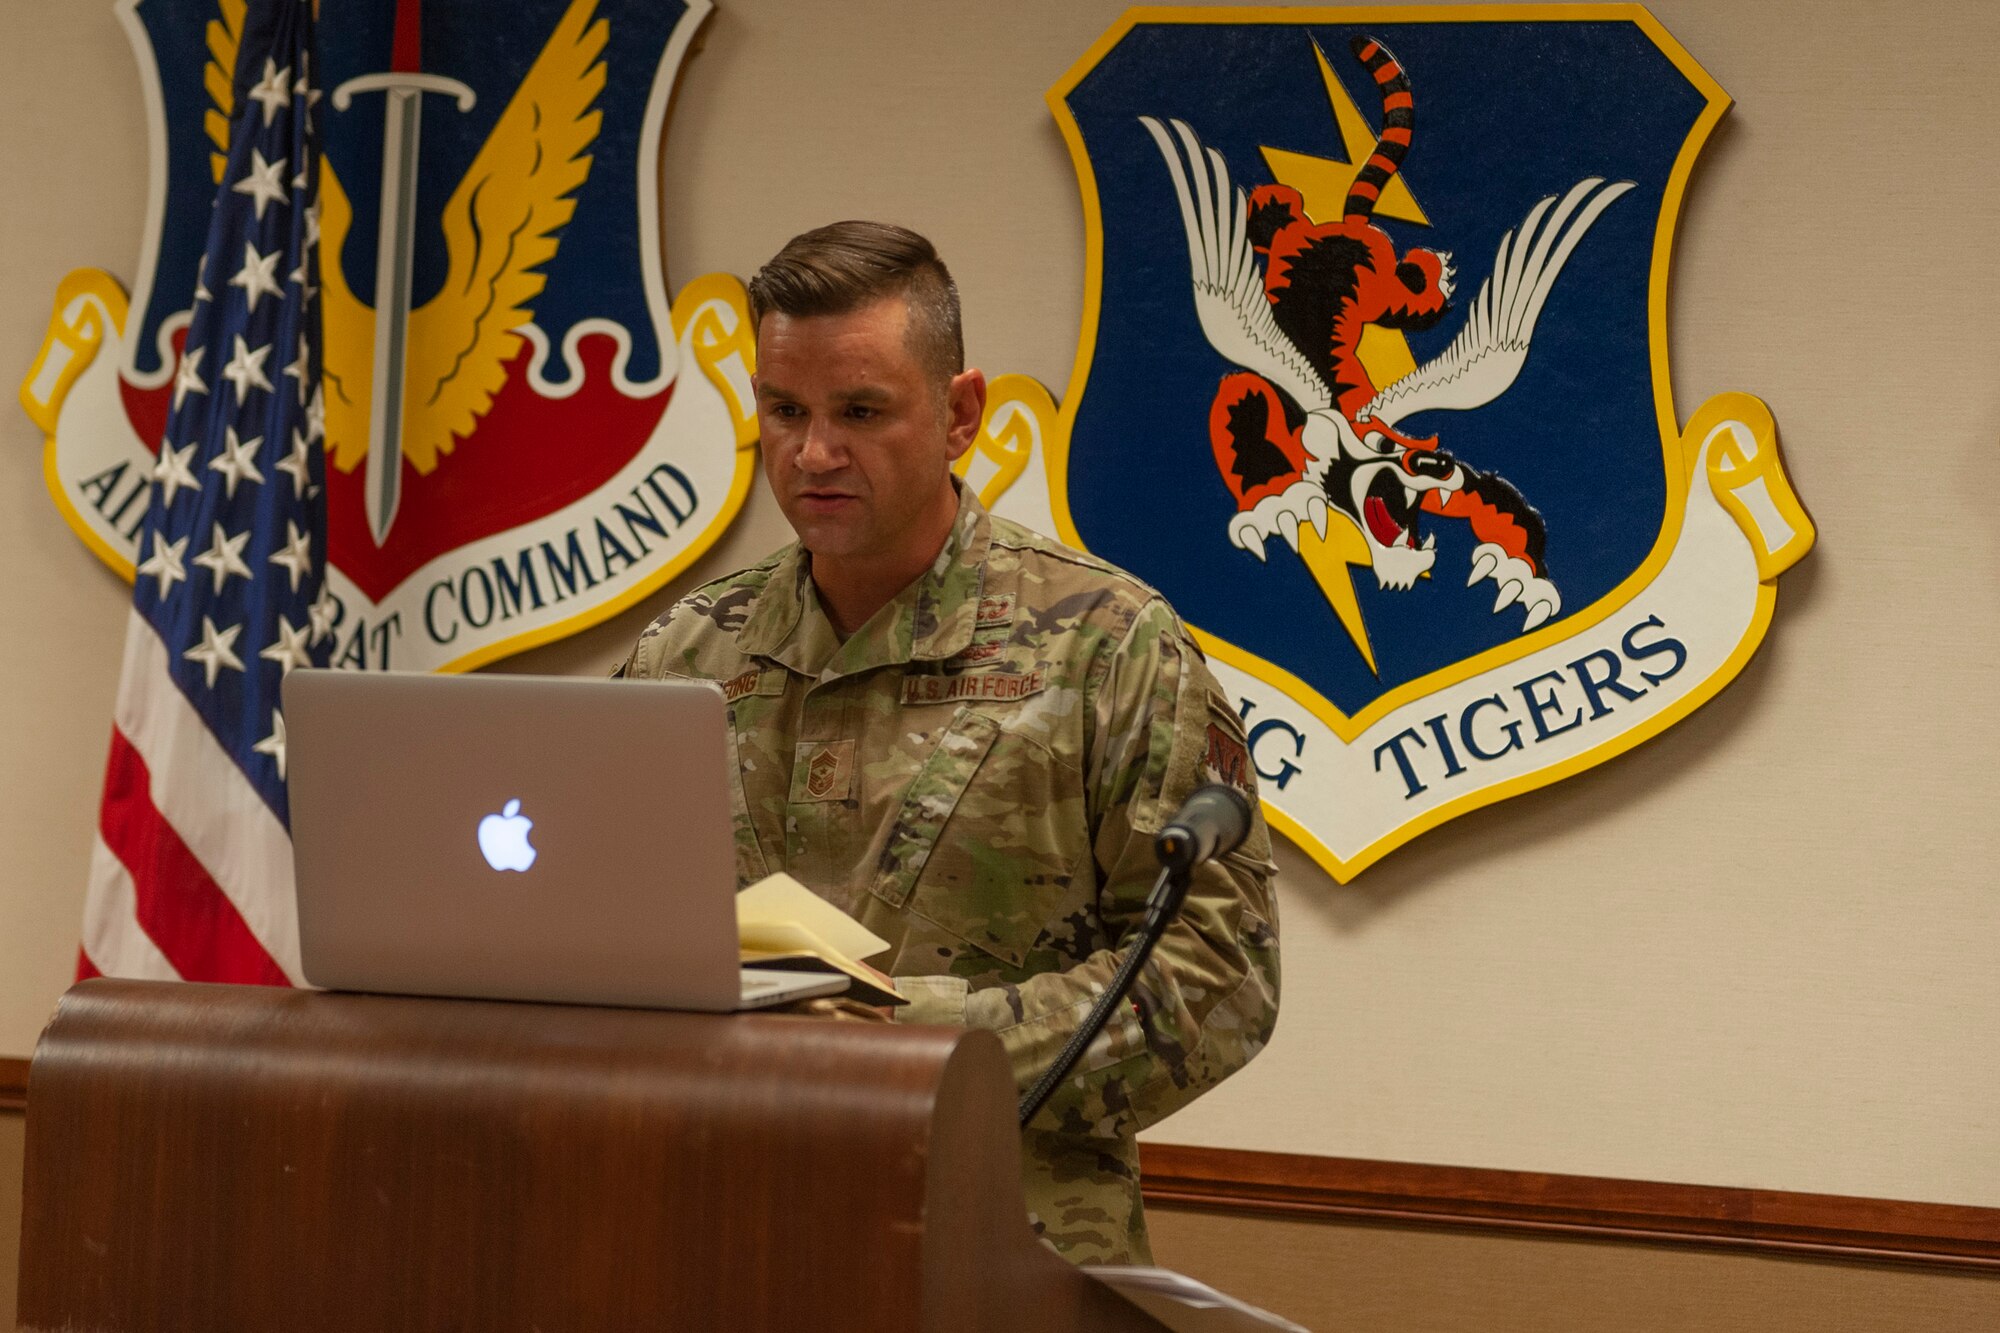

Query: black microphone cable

[1017,784,1251,1127]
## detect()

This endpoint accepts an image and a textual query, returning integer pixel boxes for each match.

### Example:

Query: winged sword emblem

[263,0,607,480]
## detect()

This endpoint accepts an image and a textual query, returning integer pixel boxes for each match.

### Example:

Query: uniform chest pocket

[870,706,1089,970]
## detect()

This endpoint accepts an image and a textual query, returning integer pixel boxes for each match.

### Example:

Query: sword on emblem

[331,0,475,546]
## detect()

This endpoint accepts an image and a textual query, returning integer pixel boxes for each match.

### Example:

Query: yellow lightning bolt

[1257,38,1436,675]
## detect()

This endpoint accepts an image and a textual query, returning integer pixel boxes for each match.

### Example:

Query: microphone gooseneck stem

[1018,865,1186,1128]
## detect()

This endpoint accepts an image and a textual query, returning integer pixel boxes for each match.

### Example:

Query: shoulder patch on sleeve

[1204,720,1254,796]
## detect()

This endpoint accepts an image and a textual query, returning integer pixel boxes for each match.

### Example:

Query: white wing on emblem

[1140,116,1333,417]
[1361,177,1634,429]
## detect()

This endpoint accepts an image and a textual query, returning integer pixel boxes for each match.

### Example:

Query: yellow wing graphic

[204,0,248,183]
[322,0,607,475]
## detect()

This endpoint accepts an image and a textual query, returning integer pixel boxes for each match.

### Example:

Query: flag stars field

[82,0,323,987]
[247,59,293,126]
[183,616,246,688]
[171,345,206,408]
[252,710,288,780]
[136,532,188,599]
[220,334,274,400]
[192,522,253,593]
[232,149,289,221]
[152,442,201,507]
[260,618,314,676]
[308,583,338,644]
[268,521,313,591]
[230,241,285,311]
[293,53,320,109]
[283,333,310,401]
[276,430,312,497]
[207,426,265,498]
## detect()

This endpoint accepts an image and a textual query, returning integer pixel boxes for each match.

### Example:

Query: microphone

[1019,784,1257,1127]
[1154,784,1252,872]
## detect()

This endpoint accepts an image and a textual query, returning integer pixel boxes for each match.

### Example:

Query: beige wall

[4,0,1997,1226]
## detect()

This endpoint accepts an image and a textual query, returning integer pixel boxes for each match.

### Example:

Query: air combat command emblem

[1046,7,1814,879]
[24,0,759,672]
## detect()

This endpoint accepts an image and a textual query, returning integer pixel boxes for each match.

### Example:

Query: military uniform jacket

[619,485,1280,1265]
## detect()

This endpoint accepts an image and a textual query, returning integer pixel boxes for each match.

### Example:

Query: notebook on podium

[283,669,845,1012]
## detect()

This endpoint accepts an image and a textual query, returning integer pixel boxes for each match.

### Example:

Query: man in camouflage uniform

[619,222,1279,1265]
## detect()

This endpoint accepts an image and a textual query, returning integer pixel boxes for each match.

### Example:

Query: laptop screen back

[285,670,742,1010]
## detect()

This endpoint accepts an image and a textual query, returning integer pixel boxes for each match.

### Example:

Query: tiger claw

[1230,519,1270,562]
[1229,479,1327,563]
[1468,542,1561,634]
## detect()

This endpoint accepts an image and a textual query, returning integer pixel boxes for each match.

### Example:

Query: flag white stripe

[111,608,305,983]
[82,833,183,982]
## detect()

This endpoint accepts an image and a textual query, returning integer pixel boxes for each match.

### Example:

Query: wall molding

[7,1059,1994,1269]
[1,1056,26,1112]
[1140,1144,2000,1271]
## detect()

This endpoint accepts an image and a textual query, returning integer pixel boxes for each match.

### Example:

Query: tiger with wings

[1143,36,1632,634]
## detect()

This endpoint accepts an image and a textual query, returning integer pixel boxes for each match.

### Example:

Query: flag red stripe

[98,727,291,987]
[75,949,101,982]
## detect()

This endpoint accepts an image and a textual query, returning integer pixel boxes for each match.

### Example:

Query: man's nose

[795,419,845,472]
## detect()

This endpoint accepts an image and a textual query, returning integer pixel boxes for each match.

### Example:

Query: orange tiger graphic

[1145,35,1634,637]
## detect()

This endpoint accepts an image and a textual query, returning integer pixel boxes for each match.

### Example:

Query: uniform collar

[738,480,990,678]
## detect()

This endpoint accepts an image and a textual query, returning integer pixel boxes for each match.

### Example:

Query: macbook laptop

[284,669,846,1012]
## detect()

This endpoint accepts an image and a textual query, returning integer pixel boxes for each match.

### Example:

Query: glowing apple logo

[477,799,538,872]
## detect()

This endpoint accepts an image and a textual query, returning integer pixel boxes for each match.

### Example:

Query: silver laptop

[284,669,845,1011]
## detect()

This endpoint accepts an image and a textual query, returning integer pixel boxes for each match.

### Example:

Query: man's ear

[943,369,987,463]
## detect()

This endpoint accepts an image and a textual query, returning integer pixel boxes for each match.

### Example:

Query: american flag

[81,0,325,984]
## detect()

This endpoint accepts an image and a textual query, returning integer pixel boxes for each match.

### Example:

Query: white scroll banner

[1199,392,1814,881]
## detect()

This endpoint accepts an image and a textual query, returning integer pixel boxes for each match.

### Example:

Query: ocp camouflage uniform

[618,484,1280,1265]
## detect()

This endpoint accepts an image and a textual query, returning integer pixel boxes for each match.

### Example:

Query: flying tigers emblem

[1144,36,1632,662]
[1045,9,1815,880]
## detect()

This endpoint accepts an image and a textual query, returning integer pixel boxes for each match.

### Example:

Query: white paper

[1087,1267,1311,1333]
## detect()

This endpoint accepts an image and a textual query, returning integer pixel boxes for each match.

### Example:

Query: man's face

[753,296,982,568]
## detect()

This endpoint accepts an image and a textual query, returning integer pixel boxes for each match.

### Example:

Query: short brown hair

[746,221,964,387]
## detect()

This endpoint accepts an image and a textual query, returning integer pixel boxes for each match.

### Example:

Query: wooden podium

[16,978,1167,1332]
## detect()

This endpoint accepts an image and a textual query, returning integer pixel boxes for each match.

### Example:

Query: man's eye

[767,403,801,420]
[845,405,876,420]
